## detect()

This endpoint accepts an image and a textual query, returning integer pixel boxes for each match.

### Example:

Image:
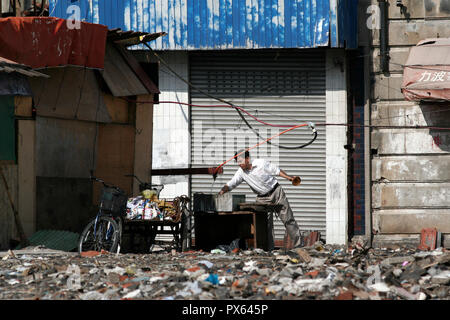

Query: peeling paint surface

[49,0,358,50]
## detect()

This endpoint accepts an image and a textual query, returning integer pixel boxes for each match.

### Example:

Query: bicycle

[78,174,128,254]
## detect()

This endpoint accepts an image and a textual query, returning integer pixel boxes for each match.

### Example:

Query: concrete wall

[149,51,190,199]
[359,0,450,247]
[326,49,348,245]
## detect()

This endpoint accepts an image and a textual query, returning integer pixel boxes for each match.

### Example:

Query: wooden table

[194,203,281,251]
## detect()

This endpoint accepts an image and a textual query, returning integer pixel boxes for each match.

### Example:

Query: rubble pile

[0,243,448,300]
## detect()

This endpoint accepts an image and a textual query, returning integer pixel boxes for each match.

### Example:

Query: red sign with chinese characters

[402,65,450,101]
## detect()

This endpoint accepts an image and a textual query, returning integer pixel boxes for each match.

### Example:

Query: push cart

[78,174,192,254]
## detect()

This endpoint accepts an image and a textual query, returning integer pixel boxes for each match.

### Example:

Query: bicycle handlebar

[124,174,164,192]
[89,171,164,195]
[89,172,124,193]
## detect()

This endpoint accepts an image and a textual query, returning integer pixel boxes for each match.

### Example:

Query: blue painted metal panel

[49,0,358,50]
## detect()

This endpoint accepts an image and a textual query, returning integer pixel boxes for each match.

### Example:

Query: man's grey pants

[256,185,302,250]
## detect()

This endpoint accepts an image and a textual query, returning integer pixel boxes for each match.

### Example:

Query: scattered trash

[210,249,226,255]
[198,260,213,269]
[294,248,312,263]
[418,228,440,251]
[215,238,247,253]
[368,282,391,293]
[0,244,448,300]
[80,251,101,258]
[2,250,16,260]
[122,289,142,299]
[205,273,219,285]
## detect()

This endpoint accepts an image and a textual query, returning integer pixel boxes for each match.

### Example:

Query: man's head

[235,149,251,170]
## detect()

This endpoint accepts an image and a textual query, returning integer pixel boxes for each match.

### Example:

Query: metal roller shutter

[189,50,326,241]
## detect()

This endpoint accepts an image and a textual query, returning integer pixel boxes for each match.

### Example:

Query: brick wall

[352,104,365,235]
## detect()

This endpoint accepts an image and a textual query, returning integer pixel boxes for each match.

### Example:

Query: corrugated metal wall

[189,50,327,240]
[49,0,358,50]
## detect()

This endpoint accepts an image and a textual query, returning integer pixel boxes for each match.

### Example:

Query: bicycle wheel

[78,216,120,253]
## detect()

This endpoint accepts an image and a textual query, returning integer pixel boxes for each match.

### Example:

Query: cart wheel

[116,217,123,254]
[180,211,190,252]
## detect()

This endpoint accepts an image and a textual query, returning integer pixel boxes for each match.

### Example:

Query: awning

[0,57,50,78]
[0,17,108,69]
[0,57,48,96]
[402,38,450,102]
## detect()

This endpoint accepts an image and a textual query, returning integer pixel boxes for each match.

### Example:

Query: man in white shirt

[219,149,303,250]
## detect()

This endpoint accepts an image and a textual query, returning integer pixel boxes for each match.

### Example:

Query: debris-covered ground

[0,243,449,300]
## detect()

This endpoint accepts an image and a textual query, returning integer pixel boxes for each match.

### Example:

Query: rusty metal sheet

[402,38,450,101]
[0,17,107,69]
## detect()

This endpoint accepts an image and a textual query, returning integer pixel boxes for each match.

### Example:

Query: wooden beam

[114,44,160,94]
[133,95,153,196]
[18,120,36,238]
[151,167,223,176]
[0,165,29,246]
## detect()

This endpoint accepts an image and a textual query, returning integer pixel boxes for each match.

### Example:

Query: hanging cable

[212,123,310,179]
[122,97,450,129]
[142,42,318,150]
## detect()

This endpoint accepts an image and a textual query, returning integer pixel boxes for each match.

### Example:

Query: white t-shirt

[226,159,280,195]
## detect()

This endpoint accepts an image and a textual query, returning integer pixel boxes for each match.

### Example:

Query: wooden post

[15,0,21,16]
[133,94,154,196]
[0,166,29,247]
[18,120,36,238]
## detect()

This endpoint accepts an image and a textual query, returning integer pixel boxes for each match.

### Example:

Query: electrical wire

[136,52,450,129]
[142,42,318,150]
[122,98,450,131]
[212,124,309,178]
[133,42,450,179]
[122,98,300,129]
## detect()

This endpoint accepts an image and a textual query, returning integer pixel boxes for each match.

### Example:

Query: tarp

[0,17,107,69]
[402,38,450,102]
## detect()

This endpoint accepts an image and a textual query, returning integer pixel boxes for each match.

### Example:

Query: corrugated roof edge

[0,57,49,78]
[107,28,162,95]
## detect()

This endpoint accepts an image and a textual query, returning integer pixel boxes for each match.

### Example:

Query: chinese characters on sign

[417,70,450,82]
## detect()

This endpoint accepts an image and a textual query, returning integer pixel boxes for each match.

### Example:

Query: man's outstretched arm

[218,185,229,195]
[279,170,301,185]
[279,169,294,182]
